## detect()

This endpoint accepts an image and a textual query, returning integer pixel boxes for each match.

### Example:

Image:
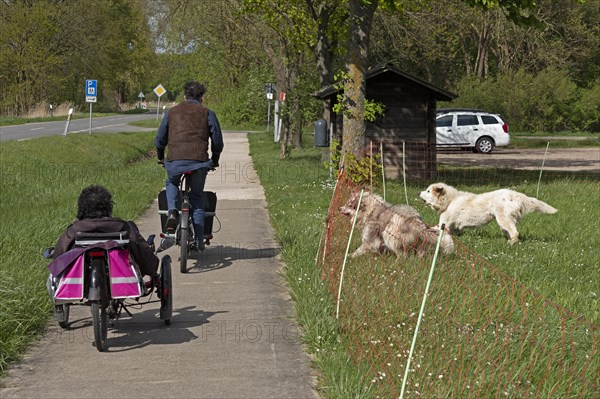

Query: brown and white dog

[339,191,454,257]
[419,183,557,244]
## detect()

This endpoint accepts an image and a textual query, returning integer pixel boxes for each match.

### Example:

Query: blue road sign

[86,80,97,103]
[86,80,97,96]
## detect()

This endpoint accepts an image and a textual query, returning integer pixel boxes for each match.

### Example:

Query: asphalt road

[437,147,600,173]
[0,112,159,142]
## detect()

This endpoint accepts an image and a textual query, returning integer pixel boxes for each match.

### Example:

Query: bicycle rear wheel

[179,226,189,273]
[159,255,173,325]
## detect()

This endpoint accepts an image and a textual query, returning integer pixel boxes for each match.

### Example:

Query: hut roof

[313,63,456,102]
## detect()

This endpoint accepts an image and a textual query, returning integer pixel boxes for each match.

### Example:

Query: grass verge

[0,132,164,374]
[0,109,148,127]
[128,118,264,132]
[248,133,375,397]
[248,131,599,397]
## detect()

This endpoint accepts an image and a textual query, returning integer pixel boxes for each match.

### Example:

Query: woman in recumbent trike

[43,185,174,352]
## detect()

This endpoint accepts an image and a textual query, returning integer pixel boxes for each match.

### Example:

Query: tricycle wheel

[90,261,109,351]
[55,304,70,329]
[160,255,173,325]
[91,300,108,351]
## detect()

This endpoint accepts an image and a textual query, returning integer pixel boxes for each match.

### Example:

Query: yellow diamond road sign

[153,84,166,97]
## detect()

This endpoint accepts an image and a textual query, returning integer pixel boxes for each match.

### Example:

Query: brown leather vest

[166,101,210,161]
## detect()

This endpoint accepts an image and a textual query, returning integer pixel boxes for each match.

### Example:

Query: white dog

[419,183,557,244]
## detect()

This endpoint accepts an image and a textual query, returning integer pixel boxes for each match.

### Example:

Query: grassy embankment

[128,118,263,132]
[0,109,149,127]
[247,131,599,397]
[0,132,164,374]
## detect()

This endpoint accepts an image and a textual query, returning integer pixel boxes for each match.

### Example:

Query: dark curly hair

[184,81,206,101]
[77,185,114,220]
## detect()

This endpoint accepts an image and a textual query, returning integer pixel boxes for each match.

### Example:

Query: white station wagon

[436,109,510,154]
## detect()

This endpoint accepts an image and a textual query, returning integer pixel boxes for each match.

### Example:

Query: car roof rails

[437,108,484,114]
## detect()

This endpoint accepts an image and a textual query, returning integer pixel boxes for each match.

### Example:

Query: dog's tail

[524,196,558,215]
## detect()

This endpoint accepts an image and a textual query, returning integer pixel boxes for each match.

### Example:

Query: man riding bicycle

[154,81,224,250]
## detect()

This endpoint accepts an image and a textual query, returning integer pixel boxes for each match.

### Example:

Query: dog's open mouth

[339,207,352,216]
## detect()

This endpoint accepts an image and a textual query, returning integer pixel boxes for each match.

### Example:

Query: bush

[576,80,600,132]
[444,68,600,133]
[211,71,273,127]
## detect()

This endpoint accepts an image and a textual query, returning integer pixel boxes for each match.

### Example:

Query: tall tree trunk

[306,0,342,161]
[342,0,378,160]
[475,16,492,79]
[289,59,302,149]
[316,33,334,122]
[263,40,292,158]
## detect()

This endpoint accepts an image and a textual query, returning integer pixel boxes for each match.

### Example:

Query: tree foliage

[1,0,597,134]
[0,0,153,115]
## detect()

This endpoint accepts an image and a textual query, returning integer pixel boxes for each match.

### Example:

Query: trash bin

[314,119,328,147]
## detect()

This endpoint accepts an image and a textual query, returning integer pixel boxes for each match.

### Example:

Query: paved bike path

[0,132,318,398]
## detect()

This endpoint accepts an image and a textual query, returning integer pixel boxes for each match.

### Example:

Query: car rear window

[457,115,478,126]
[436,115,453,127]
[481,115,500,124]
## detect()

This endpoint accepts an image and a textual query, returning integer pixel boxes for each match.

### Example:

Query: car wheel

[476,137,494,154]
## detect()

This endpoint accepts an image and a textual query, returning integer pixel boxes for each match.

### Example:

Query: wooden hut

[314,63,456,179]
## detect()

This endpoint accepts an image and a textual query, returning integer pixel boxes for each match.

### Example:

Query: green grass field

[0,132,164,374]
[247,131,600,397]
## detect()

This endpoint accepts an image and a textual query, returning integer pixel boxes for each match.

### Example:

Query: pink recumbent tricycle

[44,231,174,352]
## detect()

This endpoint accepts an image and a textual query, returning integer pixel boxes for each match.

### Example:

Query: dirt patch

[437,147,600,173]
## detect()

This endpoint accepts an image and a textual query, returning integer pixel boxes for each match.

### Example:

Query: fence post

[321,171,344,268]
[403,141,409,205]
[336,189,364,319]
[381,142,386,201]
[370,140,373,193]
[536,142,550,198]
[399,224,446,399]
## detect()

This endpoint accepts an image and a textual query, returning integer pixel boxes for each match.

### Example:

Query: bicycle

[158,170,218,273]
[44,233,174,352]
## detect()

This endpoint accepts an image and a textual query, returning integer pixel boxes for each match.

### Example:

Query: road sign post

[85,79,98,134]
[153,84,166,120]
[264,83,276,133]
[274,90,285,142]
